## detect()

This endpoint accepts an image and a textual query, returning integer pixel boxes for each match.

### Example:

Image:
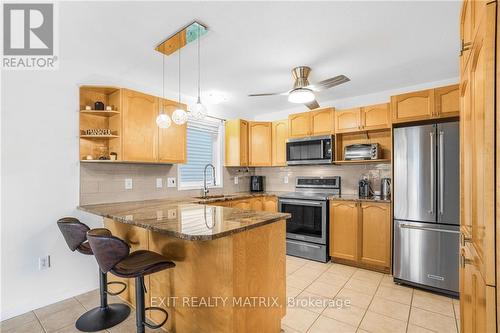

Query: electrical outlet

[39,255,50,270]
[156,178,163,188]
[234,176,239,185]
[167,209,177,219]
[284,176,289,184]
[167,177,176,188]
[125,178,133,190]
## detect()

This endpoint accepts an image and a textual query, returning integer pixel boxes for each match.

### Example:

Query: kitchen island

[79,198,290,333]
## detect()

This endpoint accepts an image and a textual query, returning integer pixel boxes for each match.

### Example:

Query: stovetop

[278,176,341,201]
[278,191,336,201]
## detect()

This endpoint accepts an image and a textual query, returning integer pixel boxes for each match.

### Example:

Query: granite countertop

[328,194,391,203]
[78,195,290,241]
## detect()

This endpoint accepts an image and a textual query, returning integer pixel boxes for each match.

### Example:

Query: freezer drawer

[393,220,459,293]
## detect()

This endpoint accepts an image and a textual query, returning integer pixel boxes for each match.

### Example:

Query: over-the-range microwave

[286,135,333,165]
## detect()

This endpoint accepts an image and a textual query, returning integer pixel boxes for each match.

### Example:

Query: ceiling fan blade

[305,100,320,110]
[306,75,350,92]
[248,91,288,97]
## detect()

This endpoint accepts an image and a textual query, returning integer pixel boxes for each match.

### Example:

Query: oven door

[286,136,332,165]
[279,198,327,245]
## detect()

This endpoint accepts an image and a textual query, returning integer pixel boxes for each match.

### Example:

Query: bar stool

[57,217,131,332]
[86,228,175,333]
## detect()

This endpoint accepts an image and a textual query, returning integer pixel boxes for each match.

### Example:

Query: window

[178,118,223,190]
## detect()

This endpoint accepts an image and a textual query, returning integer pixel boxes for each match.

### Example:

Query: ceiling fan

[248,66,350,110]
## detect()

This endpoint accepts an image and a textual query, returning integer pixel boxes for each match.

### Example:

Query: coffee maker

[250,176,264,192]
[358,177,373,198]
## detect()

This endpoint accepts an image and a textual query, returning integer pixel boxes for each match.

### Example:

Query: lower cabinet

[231,199,252,210]
[262,196,278,212]
[213,196,278,212]
[330,200,391,271]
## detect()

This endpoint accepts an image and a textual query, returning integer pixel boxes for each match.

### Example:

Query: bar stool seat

[113,250,175,278]
[57,218,130,332]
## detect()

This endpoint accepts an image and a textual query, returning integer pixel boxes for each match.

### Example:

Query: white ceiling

[62,1,461,119]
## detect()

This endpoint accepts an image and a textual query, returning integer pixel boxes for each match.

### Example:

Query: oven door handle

[286,240,322,249]
[279,199,324,206]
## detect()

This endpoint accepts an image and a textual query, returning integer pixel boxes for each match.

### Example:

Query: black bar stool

[57,217,131,332]
[86,228,175,333]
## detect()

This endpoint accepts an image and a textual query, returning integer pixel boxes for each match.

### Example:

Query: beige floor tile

[288,275,313,290]
[409,307,458,333]
[288,285,303,299]
[305,280,342,298]
[351,269,383,283]
[288,262,305,275]
[322,303,366,327]
[316,270,350,287]
[293,291,330,314]
[34,298,83,320]
[359,311,407,333]
[107,317,164,333]
[308,315,357,333]
[282,324,301,333]
[406,324,435,333]
[380,274,396,287]
[52,323,107,333]
[282,307,320,333]
[335,288,373,309]
[0,311,38,332]
[75,289,100,310]
[368,296,410,321]
[344,278,379,295]
[456,319,460,333]
[327,264,357,277]
[375,285,413,305]
[412,291,455,317]
[453,299,460,320]
[38,303,86,333]
[356,330,371,333]
[292,266,324,281]
[1,317,44,333]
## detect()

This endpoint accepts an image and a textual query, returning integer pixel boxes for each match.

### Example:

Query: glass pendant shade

[156,113,171,129]
[191,98,207,120]
[172,108,188,125]
[288,88,315,104]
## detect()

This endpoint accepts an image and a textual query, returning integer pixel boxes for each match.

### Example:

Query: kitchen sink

[194,194,234,200]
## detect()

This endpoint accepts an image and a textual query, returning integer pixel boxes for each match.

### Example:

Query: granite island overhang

[78,198,291,333]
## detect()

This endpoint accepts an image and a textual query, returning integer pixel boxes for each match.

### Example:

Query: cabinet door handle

[460,253,473,268]
[460,39,471,56]
[460,233,472,246]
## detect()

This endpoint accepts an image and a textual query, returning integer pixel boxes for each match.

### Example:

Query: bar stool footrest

[106,281,127,296]
[143,307,168,329]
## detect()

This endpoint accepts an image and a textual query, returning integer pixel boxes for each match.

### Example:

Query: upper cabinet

[361,103,391,130]
[272,120,288,166]
[288,112,311,138]
[158,98,187,164]
[122,89,159,162]
[434,85,460,119]
[335,108,362,133]
[310,107,335,136]
[225,119,249,167]
[249,121,272,166]
[391,88,435,123]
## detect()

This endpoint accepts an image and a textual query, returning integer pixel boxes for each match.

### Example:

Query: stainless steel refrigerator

[393,121,459,296]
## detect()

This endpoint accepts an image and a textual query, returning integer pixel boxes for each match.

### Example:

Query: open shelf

[80,110,120,117]
[333,159,391,165]
[80,134,119,139]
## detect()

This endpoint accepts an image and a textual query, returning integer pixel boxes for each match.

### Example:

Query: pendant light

[156,54,172,128]
[171,33,189,125]
[190,23,207,120]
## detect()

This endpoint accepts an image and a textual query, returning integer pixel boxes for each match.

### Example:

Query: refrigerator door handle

[439,130,444,216]
[399,223,460,234]
[429,132,435,215]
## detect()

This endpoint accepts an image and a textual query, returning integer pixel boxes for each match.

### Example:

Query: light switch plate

[156,178,163,188]
[284,176,289,184]
[39,255,50,270]
[125,178,133,190]
[167,177,176,188]
[234,176,239,185]
[156,210,163,220]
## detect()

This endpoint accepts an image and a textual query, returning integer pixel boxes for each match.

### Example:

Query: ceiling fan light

[172,108,188,125]
[288,88,315,104]
[156,113,172,129]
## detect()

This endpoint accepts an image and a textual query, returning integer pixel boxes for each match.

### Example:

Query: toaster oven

[344,143,381,160]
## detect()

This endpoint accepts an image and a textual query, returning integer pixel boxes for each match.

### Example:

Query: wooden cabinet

[231,199,252,210]
[330,201,359,262]
[158,98,187,163]
[391,89,435,123]
[225,119,249,167]
[122,89,158,162]
[359,202,390,268]
[310,107,334,135]
[262,196,278,212]
[250,197,263,211]
[361,103,391,130]
[435,85,460,119]
[272,120,288,166]
[330,200,390,271]
[335,108,361,133]
[249,122,272,166]
[288,112,311,138]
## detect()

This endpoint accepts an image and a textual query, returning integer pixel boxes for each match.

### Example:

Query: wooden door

[122,89,158,162]
[330,201,359,262]
[250,197,263,211]
[435,84,460,119]
[249,122,272,166]
[158,98,187,163]
[391,89,435,123]
[262,196,277,212]
[288,112,311,138]
[361,103,390,130]
[232,199,252,210]
[272,120,288,166]
[225,119,248,167]
[310,107,334,135]
[335,108,361,133]
[359,202,390,268]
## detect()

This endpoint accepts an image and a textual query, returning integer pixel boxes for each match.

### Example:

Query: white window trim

[178,120,224,191]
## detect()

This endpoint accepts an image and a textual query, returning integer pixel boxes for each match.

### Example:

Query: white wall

[251,77,459,121]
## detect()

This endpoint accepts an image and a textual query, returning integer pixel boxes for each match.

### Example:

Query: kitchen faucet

[202,163,216,198]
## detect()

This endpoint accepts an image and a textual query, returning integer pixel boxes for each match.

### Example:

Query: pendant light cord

[178,33,181,104]
[197,23,201,101]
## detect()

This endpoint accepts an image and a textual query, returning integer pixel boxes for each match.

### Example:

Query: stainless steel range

[278,176,340,262]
